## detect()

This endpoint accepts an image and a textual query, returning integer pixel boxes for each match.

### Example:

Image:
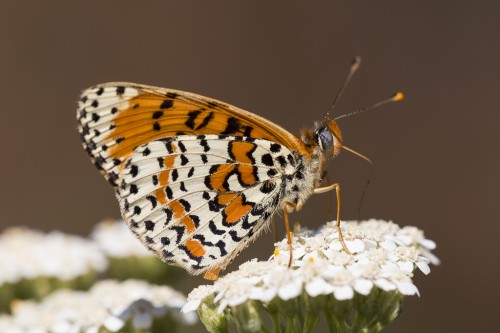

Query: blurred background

[1,1,498,332]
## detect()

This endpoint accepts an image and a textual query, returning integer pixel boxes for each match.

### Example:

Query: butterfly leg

[321,171,335,220]
[282,202,296,267]
[313,183,352,255]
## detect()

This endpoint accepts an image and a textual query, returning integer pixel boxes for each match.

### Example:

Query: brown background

[1,1,499,332]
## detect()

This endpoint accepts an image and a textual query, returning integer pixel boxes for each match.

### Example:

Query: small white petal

[375,279,396,291]
[345,239,365,253]
[305,277,334,297]
[217,300,228,314]
[419,239,436,250]
[278,280,303,300]
[396,282,419,296]
[249,288,277,302]
[333,286,354,300]
[103,316,125,332]
[396,235,413,246]
[416,261,431,275]
[398,261,414,273]
[85,326,100,333]
[352,279,373,295]
[182,311,199,325]
[380,240,397,251]
[421,250,441,265]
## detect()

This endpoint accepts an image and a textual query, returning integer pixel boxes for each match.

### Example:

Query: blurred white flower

[5,280,196,333]
[183,219,439,333]
[0,227,107,285]
[90,220,182,284]
[90,220,150,258]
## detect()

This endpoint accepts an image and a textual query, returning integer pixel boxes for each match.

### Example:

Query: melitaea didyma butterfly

[77,58,403,280]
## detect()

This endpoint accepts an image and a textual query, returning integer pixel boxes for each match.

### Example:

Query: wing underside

[117,135,297,275]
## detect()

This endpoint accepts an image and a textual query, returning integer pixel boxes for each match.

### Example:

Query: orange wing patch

[155,147,177,205]
[168,199,196,234]
[223,194,253,224]
[238,165,257,186]
[214,193,253,224]
[209,164,236,192]
[185,239,206,257]
[229,141,255,164]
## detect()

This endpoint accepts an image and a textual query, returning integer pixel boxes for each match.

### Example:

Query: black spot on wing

[144,220,155,231]
[146,195,158,208]
[116,86,125,95]
[215,240,228,256]
[209,220,225,235]
[277,156,287,168]
[261,154,274,166]
[129,184,138,194]
[160,100,174,109]
[185,110,202,130]
[229,230,245,242]
[196,111,214,130]
[170,225,185,245]
[178,141,186,152]
[130,165,139,177]
[222,117,240,134]
[270,143,281,153]
[178,198,191,212]
[152,111,164,119]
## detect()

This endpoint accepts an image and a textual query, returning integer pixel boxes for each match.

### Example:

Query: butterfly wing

[117,135,299,278]
[77,83,309,187]
[77,83,313,279]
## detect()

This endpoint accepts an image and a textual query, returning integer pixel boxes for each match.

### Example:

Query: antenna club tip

[393,92,404,102]
[351,56,362,69]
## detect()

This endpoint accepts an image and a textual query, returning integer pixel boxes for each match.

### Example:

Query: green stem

[270,311,283,333]
[302,312,320,333]
[285,316,299,333]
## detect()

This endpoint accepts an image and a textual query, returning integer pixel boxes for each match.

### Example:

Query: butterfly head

[314,119,343,158]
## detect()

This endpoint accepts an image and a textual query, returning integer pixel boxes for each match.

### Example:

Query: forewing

[117,135,297,275]
[77,83,308,187]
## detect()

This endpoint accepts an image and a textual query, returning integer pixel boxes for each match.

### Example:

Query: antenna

[342,145,374,218]
[325,56,362,119]
[334,92,404,121]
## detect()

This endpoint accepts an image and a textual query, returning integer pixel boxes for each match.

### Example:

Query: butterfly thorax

[282,148,323,209]
[288,119,344,208]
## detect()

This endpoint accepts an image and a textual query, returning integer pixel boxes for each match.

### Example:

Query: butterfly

[77,59,403,280]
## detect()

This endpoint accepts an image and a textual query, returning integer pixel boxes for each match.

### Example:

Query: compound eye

[317,127,335,151]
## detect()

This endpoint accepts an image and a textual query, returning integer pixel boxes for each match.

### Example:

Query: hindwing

[118,135,298,275]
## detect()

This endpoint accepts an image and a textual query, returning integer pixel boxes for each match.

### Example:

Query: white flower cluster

[183,219,438,313]
[0,227,107,285]
[91,220,151,258]
[1,280,196,333]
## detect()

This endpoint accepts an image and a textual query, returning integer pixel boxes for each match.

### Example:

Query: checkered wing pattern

[118,135,297,275]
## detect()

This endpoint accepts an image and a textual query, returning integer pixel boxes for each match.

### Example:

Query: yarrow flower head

[2,279,196,333]
[0,227,107,312]
[183,219,438,333]
[91,220,182,284]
